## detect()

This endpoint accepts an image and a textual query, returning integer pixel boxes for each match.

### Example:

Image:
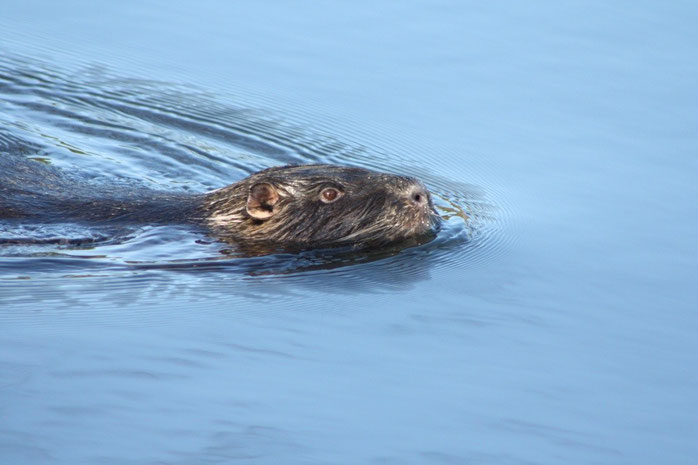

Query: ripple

[0,52,514,309]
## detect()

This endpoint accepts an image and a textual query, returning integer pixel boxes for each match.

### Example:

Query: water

[1,1,697,464]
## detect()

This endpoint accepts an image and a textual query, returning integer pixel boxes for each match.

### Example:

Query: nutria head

[203,164,441,248]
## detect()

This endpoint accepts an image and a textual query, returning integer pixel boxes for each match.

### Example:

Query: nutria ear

[246,182,279,220]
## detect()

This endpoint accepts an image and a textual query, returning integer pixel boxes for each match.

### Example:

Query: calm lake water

[2,1,697,464]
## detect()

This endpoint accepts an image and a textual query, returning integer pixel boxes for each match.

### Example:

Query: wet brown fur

[202,164,440,247]
[1,161,440,249]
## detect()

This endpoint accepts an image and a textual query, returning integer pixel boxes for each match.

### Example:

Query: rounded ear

[246,182,279,220]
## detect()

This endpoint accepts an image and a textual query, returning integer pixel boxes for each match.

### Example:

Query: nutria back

[0,153,202,224]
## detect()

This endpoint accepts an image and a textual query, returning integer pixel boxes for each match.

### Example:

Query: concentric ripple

[0,53,513,305]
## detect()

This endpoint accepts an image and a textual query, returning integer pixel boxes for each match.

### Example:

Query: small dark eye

[320,187,341,203]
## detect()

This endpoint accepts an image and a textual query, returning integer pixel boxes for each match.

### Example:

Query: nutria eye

[320,187,342,203]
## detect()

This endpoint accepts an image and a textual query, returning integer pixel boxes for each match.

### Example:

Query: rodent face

[206,164,441,248]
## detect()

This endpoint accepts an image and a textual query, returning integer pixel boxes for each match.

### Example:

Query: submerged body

[0,159,440,250]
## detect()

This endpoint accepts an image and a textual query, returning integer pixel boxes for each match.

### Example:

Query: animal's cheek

[319,203,353,221]
[279,201,321,218]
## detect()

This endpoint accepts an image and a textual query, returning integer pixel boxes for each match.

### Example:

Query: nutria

[0,160,441,249]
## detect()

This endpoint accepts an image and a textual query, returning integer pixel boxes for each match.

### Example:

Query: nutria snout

[203,164,442,248]
[0,161,441,250]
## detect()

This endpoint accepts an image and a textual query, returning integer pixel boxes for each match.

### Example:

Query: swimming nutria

[0,160,441,249]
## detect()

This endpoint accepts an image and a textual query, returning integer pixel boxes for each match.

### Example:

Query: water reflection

[0,53,499,303]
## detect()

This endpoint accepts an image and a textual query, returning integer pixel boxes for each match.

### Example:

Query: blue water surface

[1,1,697,464]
